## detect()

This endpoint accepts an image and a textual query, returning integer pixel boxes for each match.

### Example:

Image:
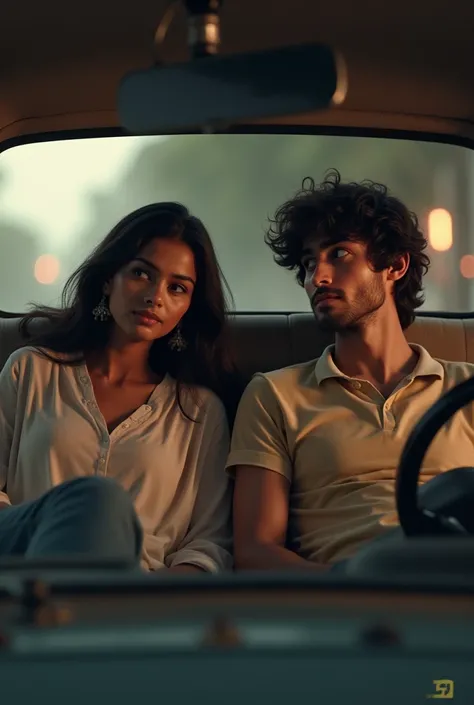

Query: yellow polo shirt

[226,345,474,565]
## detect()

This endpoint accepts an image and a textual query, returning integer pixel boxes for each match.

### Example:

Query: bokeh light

[428,208,453,252]
[460,254,474,279]
[34,254,60,284]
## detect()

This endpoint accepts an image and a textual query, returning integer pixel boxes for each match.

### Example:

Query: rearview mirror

[118,42,347,134]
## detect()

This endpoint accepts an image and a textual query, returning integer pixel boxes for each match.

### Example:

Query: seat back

[1,313,474,381]
[228,313,474,382]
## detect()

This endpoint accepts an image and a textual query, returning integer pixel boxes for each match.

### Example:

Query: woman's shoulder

[3,346,75,375]
[169,378,227,426]
[4,345,44,367]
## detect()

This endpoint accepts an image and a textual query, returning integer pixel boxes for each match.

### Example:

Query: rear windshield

[0,134,471,312]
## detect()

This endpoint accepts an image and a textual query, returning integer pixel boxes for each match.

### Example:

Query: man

[226,170,474,572]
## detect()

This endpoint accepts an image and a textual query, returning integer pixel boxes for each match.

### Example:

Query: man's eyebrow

[300,237,342,258]
[133,257,196,286]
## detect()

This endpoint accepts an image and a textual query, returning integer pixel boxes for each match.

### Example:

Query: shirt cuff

[225,450,292,480]
[167,548,231,574]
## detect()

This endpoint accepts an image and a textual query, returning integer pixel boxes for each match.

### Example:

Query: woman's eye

[170,283,187,294]
[132,267,150,279]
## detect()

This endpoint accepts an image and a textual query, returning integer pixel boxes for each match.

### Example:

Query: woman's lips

[133,311,162,326]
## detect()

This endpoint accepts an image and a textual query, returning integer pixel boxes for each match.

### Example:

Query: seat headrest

[1,313,473,382]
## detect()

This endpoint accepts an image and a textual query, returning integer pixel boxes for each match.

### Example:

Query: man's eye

[303,258,316,271]
[334,248,349,259]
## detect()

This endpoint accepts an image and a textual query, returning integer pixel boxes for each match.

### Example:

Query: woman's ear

[387,252,410,282]
[103,281,111,296]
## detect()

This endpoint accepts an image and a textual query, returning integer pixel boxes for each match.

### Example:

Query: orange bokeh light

[460,254,474,279]
[428,208,453,252]
[34,254,60,284]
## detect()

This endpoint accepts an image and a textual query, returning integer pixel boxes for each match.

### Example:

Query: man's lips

[312,293,341,307]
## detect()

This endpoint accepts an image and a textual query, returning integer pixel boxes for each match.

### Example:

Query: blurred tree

[0,220,47,312]
[72,134,467,310]
[0,167,47,312]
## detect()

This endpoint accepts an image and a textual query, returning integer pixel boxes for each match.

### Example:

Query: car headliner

[0,0,473,144]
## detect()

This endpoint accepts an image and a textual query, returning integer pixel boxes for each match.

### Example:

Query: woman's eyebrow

[133,257,196,286]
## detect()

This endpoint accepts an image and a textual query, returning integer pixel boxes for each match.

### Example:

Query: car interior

[1,0,474,701]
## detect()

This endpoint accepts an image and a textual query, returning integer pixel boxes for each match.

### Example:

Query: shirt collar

[315,343,444,385]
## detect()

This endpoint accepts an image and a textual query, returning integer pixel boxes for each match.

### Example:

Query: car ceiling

[1,0,473,143]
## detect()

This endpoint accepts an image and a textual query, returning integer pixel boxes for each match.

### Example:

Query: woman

[0,202,242,573]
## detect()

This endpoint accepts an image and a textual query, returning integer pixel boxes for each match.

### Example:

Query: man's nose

[312,263,333,287]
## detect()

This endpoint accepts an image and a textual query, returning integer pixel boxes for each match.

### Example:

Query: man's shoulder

[249,358,319,396]
[436,357,474,384]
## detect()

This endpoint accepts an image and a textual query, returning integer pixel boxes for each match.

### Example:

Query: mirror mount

[119,0,346,134]
[183,0,223,57]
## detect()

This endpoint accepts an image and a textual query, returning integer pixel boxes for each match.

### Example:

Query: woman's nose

[144,282,165,307]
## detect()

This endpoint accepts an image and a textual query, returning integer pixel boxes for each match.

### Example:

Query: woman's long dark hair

[20,203,243,423]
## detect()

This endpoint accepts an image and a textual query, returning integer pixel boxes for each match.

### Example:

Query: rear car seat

[1,312,474,376]
[229,312,474,380]
[1,311,474,581]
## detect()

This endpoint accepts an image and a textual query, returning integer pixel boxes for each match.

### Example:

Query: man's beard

[315,276,386,333]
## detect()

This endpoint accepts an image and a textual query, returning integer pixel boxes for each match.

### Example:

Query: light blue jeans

[0,476,143,563]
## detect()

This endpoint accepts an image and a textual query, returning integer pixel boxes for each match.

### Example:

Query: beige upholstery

[230,313,474,380]
[1,313,474,382]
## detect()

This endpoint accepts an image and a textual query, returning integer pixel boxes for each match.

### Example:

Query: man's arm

[228,374,329,572]
[233,465,327,571]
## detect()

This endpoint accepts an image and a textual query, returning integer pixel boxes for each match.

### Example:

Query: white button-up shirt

[0,347,233,572]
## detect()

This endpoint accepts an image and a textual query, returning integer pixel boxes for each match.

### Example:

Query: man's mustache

[311,288,345,307]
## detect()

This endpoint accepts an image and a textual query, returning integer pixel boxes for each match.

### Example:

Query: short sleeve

[225,373,292,481]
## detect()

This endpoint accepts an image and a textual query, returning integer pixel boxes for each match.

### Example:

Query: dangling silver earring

[92,295,110,322]
[168,325,187,352]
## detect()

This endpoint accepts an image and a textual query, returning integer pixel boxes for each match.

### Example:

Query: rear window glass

[0,134,471,312]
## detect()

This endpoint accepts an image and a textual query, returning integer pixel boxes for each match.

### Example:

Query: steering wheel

[396,374,474,537]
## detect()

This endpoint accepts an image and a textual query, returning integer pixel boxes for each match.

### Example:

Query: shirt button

[98,458,105,465]
[144,405,152,411]
[80,376,88,384]
[122,422,130,429]
[351,381,361,390]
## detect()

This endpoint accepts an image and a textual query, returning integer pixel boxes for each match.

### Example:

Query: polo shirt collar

[315,343,444,385]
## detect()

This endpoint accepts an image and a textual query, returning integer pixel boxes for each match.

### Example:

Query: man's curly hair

[265,169,431,330]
